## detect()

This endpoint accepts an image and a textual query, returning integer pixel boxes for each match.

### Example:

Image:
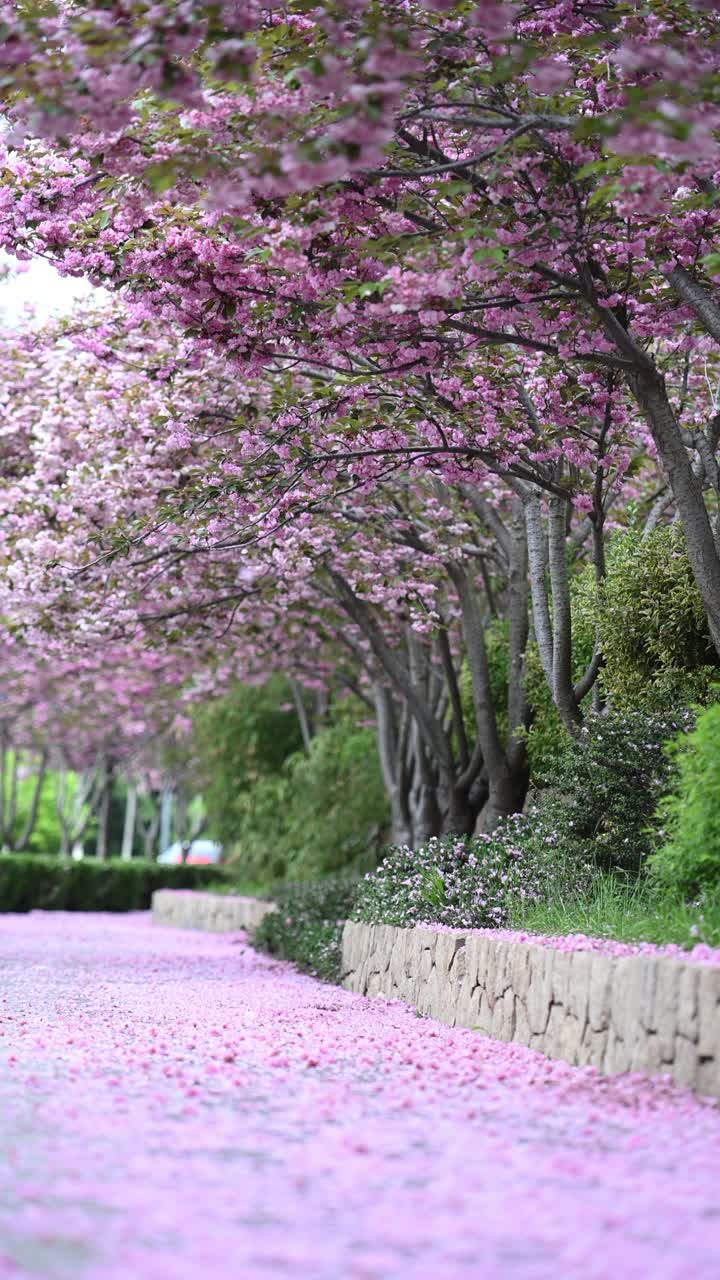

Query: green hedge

[0,855,227,913]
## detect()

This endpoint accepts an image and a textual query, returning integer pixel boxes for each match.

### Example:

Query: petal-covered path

[0,914,719,1280]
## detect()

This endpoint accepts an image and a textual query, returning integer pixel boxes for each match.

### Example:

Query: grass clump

[512,873,720,949]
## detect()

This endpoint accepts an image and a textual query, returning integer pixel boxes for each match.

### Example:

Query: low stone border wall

[341,921,720,1099]
[152,889,275,933]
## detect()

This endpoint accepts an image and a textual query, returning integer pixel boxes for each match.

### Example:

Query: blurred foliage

[525,706,692,876]
[195,682,387,887]
[576,526,719,708]
[0,854,225,912]
[229,713,388,884]
[651,702,720,893]
[192,675,303,850]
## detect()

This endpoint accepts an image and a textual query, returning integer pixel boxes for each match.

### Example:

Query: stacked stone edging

[341,920,720,1098]
[152,889,275,933]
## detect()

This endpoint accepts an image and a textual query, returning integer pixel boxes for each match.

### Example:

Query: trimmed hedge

[0,855,227,913]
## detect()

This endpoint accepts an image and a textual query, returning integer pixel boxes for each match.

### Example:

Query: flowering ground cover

[1,913,719,1280]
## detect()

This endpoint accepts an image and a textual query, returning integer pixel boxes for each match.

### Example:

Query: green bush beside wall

[0,855,226,913]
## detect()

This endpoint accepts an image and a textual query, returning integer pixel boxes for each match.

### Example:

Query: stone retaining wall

[341,921,720,1098]
[152,889,275,933]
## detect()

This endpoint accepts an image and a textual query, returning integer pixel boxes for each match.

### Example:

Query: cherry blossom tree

[0,2,716,844]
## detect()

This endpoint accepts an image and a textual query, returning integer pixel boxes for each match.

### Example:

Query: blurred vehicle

[157,839,223,865]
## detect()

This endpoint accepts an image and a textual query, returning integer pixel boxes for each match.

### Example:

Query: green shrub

[230,718,388,885]
[252,875,360,981]
[576,526,719,708]
[529,706,691,875]
[650,703,720,893]
[353,825,587,930]
[193,676,304,850]
[0,855,226,913]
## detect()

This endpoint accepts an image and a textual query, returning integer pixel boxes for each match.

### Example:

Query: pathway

[0,912,718,1280]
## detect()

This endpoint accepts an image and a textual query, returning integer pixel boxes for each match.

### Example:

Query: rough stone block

[604,1028,631,1075]
[695,1055,720,1099]
[513,996,531,1048]
[545,1001,568,1057]
[557,1013,583,1065]
[550,949,571,1010]
[526,946,553,1036]
[510,944,531,1001]
[588,953,612,1031]
[676,964,699,1044]
[697,968,720,1059]
[567,950,591,1029]
[578,1024,608,1070]
[673,1036,698,1089]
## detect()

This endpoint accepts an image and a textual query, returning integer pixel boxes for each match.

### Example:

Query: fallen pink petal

[0,912,718,1280]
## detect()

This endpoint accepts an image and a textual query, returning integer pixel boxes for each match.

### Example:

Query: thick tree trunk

[481,766,529,833]
[442,787,479,837]
[589,282,720,657]
[450,563,528,822]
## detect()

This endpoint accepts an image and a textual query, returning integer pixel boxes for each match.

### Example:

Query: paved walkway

[0,913,719,1280]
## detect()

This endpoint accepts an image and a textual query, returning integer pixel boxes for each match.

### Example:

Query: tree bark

[668,265,720,347]
[14,752,48,853]
[482,766,530,833]
[121,783,137,861]
[449,563,528,831]
[523,491,555,689]
[290,679,313,753]
[95,762,113,860]
[629,367,720,654]
[587,274,720,656]
[373,681,413,846]
[547,495,582,730]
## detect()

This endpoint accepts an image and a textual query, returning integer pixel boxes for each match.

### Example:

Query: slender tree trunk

[290,679,313,753]
[449,563,528,829]
[95,765,113,860]
[140,806,161,861]
[121,783,137,860]
[442,786,477,837]
[506,497,531,767]
[523,491,555,688]
[547,495,582,730]
[14,752,48,853]
[373,681,413,846]
[159,788,173,854]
